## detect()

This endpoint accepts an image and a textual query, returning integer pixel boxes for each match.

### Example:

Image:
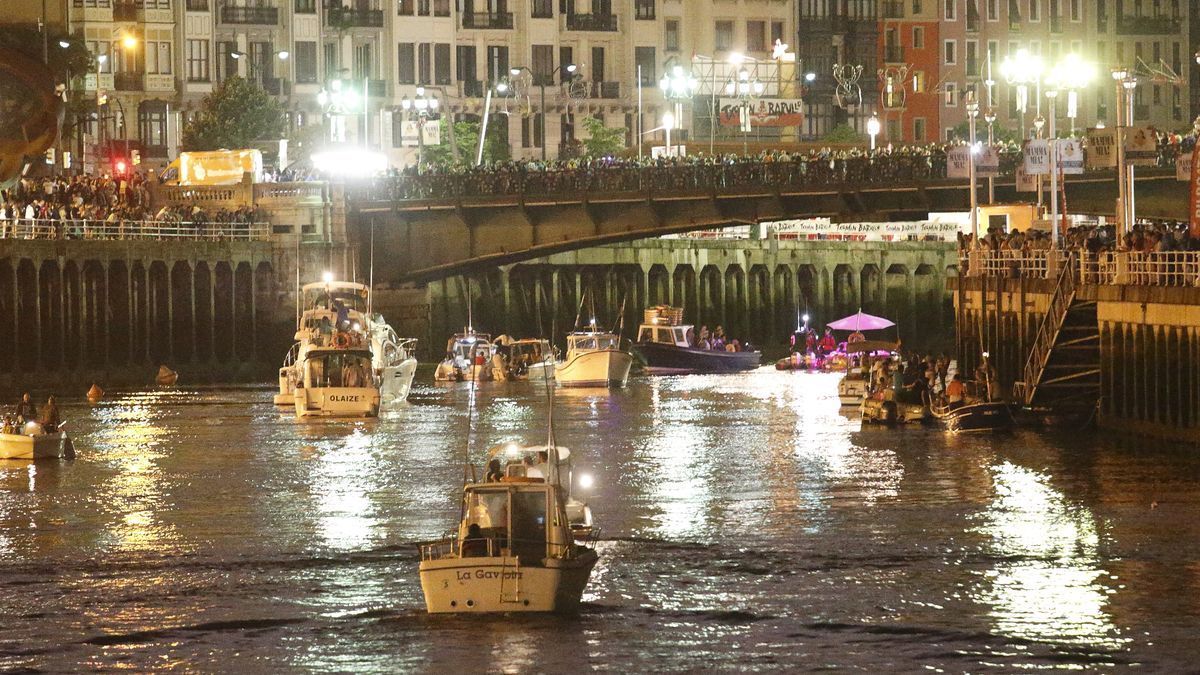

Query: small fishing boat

[0,422,70,460]
[556,330,633,388]
[156,365,178,386]
[434,331,497,382]
[930,400,1014,432]
[838,340,901,408]
[495,338,557,382]
[631,306,760,375]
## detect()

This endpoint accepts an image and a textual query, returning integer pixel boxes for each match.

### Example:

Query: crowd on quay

[964,221,1200,256]
[0,173,264,239]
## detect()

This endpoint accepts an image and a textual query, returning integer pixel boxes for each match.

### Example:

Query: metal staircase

[1014,258,1101,411]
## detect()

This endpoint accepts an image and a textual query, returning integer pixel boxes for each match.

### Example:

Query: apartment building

[878,0,941,143]
[796,0,880,139]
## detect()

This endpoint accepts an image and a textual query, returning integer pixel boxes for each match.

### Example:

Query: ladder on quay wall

[1013,258,1101,411]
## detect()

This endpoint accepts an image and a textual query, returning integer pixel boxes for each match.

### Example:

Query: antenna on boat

[572,287,586,332]
[614,291,628,346]
[465,275,474,334]
[540,351,560,490]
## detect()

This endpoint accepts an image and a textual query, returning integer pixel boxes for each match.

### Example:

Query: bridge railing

[0,218,271,242]
[967,249,1200,287]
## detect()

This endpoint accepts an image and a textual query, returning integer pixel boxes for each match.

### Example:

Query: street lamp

[966,92,980,239]
[866,113,881,151]
[401,86,439,173]
[1121,74,1138,235]
[317,79,360,142]
[1045,85,1061,247]
[1050,53,1095,136]
[984,108,997,203]
[659,63,697,154]
[663,111,676,157]
[510,63,576,160]
[999,48,1044,140]
[724,68,765,155]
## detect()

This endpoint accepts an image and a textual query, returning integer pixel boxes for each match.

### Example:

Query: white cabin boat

[418,443,598,614]
[434,332,497,382]
[496,338,557,381]
[275,280,418,415]
[556,331,633,388]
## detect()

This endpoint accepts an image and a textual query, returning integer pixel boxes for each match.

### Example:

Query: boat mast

[541,352,560,490]
[367,219,375,318]
[572,287,587,332]
[465,275,474,334]
[614,291,628,345]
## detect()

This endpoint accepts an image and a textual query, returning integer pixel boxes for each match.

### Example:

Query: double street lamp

[866,113,881,151]
[317,79,361,142]
[509,63,577,161]
[659,64,697,155]
[1111,67,1138,240]
[724,68,765,154]
[401,86,439,172]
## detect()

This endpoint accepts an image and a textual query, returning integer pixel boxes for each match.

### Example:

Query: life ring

[332,332,352,349]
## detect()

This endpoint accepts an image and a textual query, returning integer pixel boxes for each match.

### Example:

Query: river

[2,369,1198,671]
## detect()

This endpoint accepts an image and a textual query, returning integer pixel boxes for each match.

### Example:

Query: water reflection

[974,461,1126,649]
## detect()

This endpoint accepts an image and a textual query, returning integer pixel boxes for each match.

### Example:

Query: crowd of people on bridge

[0,173,264,240]
[964,220,1200,256]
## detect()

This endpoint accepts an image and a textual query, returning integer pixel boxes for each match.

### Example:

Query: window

[945,127,956,141]
[435,43,451,85]
[913,70,926,92]
[138,101,167,150]
[944,0,956,20]
[771,21,784,46]
[486,45,509,83]
[531,0,552,17]
[943,40,957,64]
[324,42,338,76]
[457,45,477,83]
[1028,0,1039,20]
[912,0,922,12]
[90,41,112,73]
[665,20,680,52]
[913,118,927,142]
[417,43,431,84]
[559,46,573,81]
[715,20,734,52]
[218,41,239,80]
[1070,0,1080,19]
[966,40,978,76]
[532,44,554,84]
[397,43,415,84]
[1153,84,1161,104]
[944,81,958,106]
[635,46,656,85]
[747,21,767,52]
[987,0,998,19]
[295,42,317,83]
[521,115,532,147]
[913,26,925,48]
[147,42,171,75]
[635,0,654,20]
[186,39,209,82]
[1008,40,1019,56]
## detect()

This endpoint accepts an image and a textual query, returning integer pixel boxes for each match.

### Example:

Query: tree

[950,119,1020,144]
[0,28,93,81]
[580,115,626,158]
[823,123,863,144]
[181,77,286,151]
[423,116,510,168]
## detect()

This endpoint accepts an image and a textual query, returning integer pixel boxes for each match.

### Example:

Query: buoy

[156,365,178,386]
[86,383,104,403]
[63,434,76,460]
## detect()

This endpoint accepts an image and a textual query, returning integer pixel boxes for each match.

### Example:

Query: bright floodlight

[496,81,509,93]
[663,112,675,129]
[312,148,388,178]
[866,115,881,136]
[802,314,810,323]
[578,473,594,490]
[1050,53,1095,90]
[728,52,744,65]
[58,40,70,49]
[999,48,1043,85]
[322,271,334,284]
[805,72,816,82]
[277,50,289,60]
[566,63,577,73]
[121,34,138,50]
[510,67,522,76]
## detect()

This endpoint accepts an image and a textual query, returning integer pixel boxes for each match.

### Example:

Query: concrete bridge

[351,160,1181,282]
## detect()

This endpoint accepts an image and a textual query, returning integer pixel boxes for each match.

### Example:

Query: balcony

[1116,14,1182,34]
[186,0,209,10]
[884,45,905,63]
[114,71,144,90]
[326,7,383,27]
[566,13,617,31]
[294,0,315,12]
[461,11,513,29]
[531,3,553,19]
[881,0,903,18]
[590,81,620,98]
[397,0,413,14]
[73,0,113,7]
[113,0,137,19]
[220,5,279,24]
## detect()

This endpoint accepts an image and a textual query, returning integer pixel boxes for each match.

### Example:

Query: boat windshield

[569,334,617,351]
[305,353,376,387]
[637,325,689,346]
[304,287,368,313]
[452,340,492,361]
[464,486,548,563]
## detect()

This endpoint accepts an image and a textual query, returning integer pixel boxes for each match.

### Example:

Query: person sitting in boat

[711,326,726,351]
[805,329,817,354]
[819,328,837,356]
[946,373,966,409]
[848,330,866,344]
[698,325,711,347]
[485,459,503,482]
[14,392,36,423]
[462,524,489,558]
[39,395,60,433]
[334,300,350,331]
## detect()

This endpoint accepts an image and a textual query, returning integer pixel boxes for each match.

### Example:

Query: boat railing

[418,533,586,561]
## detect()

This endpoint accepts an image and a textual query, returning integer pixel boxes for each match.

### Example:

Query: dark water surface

[2,369,1199,672]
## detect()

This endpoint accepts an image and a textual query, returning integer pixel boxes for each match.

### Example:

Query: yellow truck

[159,149,263,186]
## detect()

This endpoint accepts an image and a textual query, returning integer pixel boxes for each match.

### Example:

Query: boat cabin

[637,323,692,347]
[458,481,573,564]
[566,332,620,352]
[301,349,376,388]
[500,339,554,363]
[448,333,494,362]
[302,281,369,313]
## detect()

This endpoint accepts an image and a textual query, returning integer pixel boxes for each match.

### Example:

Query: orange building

[876,1,941,144]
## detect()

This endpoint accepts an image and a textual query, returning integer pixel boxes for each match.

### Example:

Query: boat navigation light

[802,314,809,323]
[505,443,521,456]
[351,321,361,331]
[982,351,990,359]
[578,473,594,490]
[322,271,334,284]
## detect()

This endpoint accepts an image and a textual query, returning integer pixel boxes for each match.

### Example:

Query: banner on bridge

[1125,126,1158,165]
[766,218,962,241]
[1178,152,1193,181]
[717,98,804,127]
[400,120,441,147]
[1015,166,1038,192]
[1055,139,1085,174]
[946,146,971,178]
[1086,128,1117,168]
[975,146,1000,177]
[1023,140,1050,175]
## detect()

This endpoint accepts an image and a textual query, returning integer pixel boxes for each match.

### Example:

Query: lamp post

[866,113,880,151]
[511,63,576,161]
[659,64,697,155]
[401,86,439,173]
[999,48,1043,141]
[317,79,360,143]
[984,108,996,203]
[663,111,675,157]
[1111,68,1128,239]
[1045,86,1061,247]
[966,92,980,239]
[1122,75,1138,234]
[724,68,765,155]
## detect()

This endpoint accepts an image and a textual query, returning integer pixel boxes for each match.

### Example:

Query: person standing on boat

[14,393,36,423]
[39,395,60,433]
[485,459,503,482]
[946,374,966,408]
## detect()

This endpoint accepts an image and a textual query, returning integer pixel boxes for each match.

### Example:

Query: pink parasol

[827,310,896,331]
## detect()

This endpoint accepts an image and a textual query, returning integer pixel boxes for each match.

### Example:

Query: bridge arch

[672,265,697,324]
[748,265,771,344]
[833,264,856,317]
[648,264,670,307]
[884,264,911,345]
[699,265,724,330]
[194,262,213,362]
[255,262,276,362]
[16,259,37,372]
[214,262,234,363]
[860,264,882,316]
[109,261,130,366]
[149,261,170,364]
[38,260,62,372]
[131,262,149,363]
[172,261,194,363]
[83,260,107,368]
[0,261,15,372]
[773,264,795,339]
[724,265,746,341]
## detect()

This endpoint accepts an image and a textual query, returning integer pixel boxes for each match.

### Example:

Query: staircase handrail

[1018,251,1078,405]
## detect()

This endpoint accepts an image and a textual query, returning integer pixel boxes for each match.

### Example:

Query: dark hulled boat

[632,306,761,375]
[930,400,1015,433]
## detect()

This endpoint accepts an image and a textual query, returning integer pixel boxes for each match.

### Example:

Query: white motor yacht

[495,338,557,382]
[556,330,633,388]
[434,331,496,382]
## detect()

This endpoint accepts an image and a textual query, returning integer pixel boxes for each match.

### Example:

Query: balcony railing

[186,0,209,10]
[1116,14,1181,34]
[326,7,383,27]
[884,45,905,63]
[881,0,903,18]
[461,11,514,29]
[219,5,279,24]
[73,0,114,7]
[113,1,137,19]
[531,2,553,18]
[114,71,144,90]
[566,13,617,31]
[0,218,272,242]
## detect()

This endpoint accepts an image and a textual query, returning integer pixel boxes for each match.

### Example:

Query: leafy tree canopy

[822,123,863,144]
[0,29,93,80]
[423,116,510,169]
[580,116,626,158]
[950,119,1021,144]
[181,77,286,151]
